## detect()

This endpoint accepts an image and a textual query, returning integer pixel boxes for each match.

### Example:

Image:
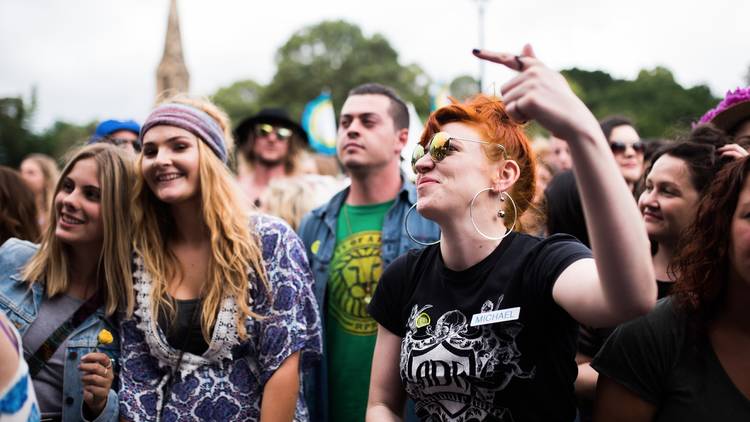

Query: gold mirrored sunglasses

[411,131,508,173]
[255,123,294,141]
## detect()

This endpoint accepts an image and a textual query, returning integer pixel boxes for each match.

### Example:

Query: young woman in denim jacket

[118,97,320,421]
[0,144,135,422]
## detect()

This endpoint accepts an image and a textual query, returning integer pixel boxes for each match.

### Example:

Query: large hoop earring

[469,188,517,241]
[404,203,440,246]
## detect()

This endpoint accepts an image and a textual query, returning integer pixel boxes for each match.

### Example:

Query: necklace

[341,204,373,304]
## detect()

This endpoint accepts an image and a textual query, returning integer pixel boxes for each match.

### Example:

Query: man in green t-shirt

[327,199,394,420]
[299,83,440,422]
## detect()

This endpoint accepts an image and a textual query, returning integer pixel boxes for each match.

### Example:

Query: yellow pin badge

[311,240,320,255]
[415,312,431,328]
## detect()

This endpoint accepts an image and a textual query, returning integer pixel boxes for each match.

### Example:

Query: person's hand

[473,44,601,143]
[79,352,114,418]
[718,143,749,160]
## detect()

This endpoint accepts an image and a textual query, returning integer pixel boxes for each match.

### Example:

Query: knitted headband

[140,103,228,162]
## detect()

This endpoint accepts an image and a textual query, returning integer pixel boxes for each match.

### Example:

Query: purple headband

[140,103,228,162]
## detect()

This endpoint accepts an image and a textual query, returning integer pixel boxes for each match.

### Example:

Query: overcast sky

[1,0,747,131]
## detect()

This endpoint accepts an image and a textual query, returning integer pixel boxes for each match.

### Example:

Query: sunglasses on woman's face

[255,123,293,141]
[411,131,507,173]
[609,140,645,155]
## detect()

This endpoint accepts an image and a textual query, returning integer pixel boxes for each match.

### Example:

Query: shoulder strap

[26,293,102,377]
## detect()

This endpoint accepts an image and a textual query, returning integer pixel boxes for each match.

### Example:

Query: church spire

[156,0,190,98]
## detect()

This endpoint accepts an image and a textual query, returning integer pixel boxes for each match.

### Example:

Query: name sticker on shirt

[470,307,521,327]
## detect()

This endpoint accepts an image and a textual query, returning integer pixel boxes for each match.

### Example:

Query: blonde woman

[20,153,60,231]
[0,144,134,422]
[260,175,341,231]
[118,97,321,421]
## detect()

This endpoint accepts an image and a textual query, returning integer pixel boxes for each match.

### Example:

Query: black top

[157,298,209,356]
[592,298,750,421]
[545,170,590,248]
[577,280,674,422]
[579,280,673,358]
[368,232,592,422]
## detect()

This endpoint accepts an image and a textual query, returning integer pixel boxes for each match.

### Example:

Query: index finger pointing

[473,44,540,72]
[472,50,523,70]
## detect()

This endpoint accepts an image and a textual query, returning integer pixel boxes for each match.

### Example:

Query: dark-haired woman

[573,128,747,420]
[593,156,750,421]
[0,166,40,244]
[639,130,746,290]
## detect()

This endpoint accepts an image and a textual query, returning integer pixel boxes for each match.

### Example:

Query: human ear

[491,159,521,192]
[394,128,409,154]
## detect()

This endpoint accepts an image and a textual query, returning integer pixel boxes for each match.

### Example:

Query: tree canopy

[1,19,727,166]
[213,20,431,128]
[562,67,718,138]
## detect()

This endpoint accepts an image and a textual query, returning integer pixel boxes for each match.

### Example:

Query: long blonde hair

[22,144,135,316]
[132,96,268,342]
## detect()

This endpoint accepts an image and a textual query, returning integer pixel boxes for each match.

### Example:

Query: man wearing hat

[234,108,310,206]
[88,119,141,155]
[699,86,750,148]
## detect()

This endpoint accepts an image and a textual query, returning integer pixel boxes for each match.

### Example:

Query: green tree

[562,67,718,138]
[0,96,48,166]
[211,79,265,125]
[1,90,96,166]
[449,75,480,102]
[37,120,97,160]
[261,20,431,121]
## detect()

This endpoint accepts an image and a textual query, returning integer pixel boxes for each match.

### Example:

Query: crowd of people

[0,44,749,422]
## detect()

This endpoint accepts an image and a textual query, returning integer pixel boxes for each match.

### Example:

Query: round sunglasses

[255,123,293,141]
[609,140,645,155]
[411,131,508,173]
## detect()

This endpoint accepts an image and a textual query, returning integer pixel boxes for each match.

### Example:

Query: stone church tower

[156,0,190,98]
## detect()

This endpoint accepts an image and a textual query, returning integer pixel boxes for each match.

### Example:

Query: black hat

[234,108,309,147]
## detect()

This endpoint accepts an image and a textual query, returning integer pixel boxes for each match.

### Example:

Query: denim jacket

[0,238,119,422]
[297,177,440,422]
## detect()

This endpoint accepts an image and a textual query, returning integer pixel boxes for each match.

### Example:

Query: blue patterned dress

[118,215,322,421]
[0,313,40,422]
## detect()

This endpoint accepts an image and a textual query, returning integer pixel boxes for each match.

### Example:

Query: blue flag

[302,93,337,155]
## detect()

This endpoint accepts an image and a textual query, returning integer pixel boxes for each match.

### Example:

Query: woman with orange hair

[365,45,655,421]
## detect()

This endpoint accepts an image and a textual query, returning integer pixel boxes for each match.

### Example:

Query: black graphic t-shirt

[368,232,592,422]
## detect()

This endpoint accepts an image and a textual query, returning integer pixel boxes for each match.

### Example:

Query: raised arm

[366,325,407,422]
[474,45,655,327]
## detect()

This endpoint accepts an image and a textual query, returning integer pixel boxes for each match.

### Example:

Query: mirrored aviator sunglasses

[609,140,645,154]
[256,123,294,141]
[411,131,507,173]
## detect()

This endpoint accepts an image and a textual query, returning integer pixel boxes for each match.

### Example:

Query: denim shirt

[0,238,119,422]
[297,177,440,422]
